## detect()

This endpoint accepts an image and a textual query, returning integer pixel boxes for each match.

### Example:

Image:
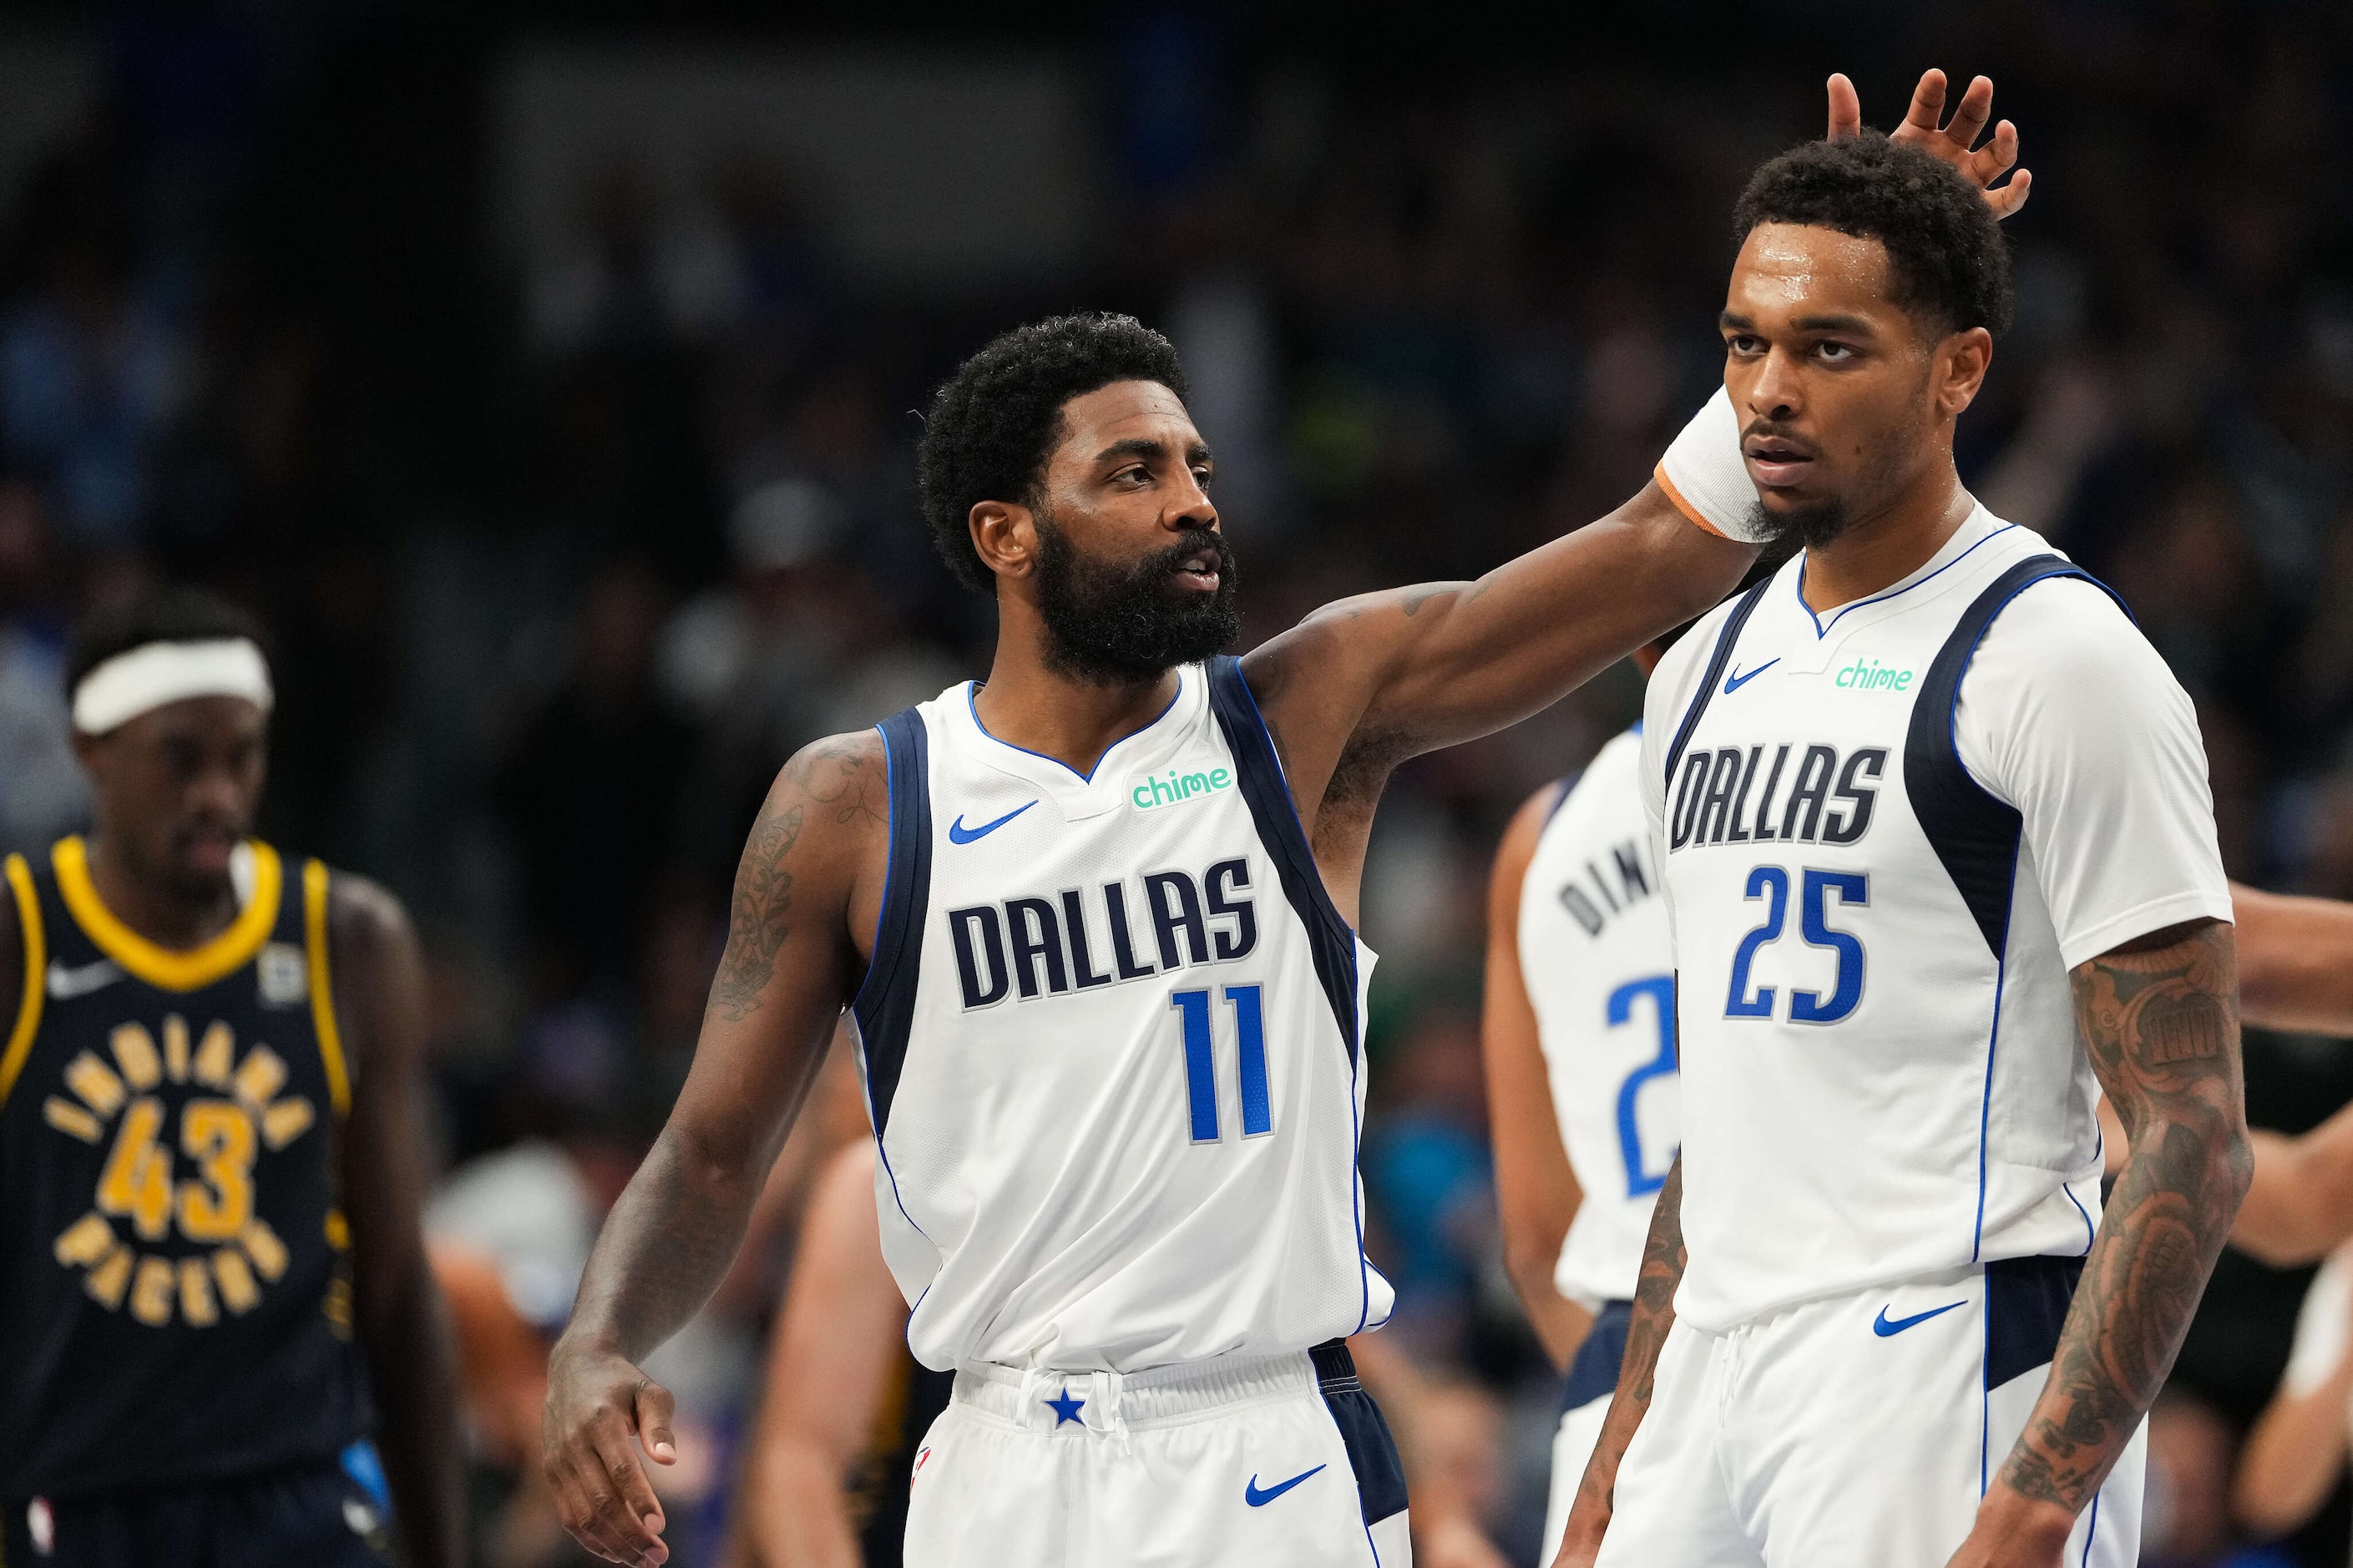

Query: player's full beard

[1033,513,1242,685]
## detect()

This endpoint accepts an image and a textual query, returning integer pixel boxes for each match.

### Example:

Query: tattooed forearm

[710,801,803,1021]
[578,1128,767,1358]
[1571,1155,1686,1524]
[1996,920,2251,1515]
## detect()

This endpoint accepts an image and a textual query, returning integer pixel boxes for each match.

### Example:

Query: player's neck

[81,832,240,949]
[974,628,1184,779]
[1799,462,1977,615]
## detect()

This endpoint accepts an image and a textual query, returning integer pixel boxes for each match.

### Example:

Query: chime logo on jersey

[39,1014,319,1328]
[1667,742,1886,852]
[946,858,1258,1009]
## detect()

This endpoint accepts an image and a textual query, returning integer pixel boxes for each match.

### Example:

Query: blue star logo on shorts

[1045,1385,1086,1427]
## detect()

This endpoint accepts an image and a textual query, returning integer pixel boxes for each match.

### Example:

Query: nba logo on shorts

[914,1447,932,1478]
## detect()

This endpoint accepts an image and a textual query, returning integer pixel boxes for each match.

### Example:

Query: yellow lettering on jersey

[98,1097,173,1241]
[177,1100,255,1242]
[129,1256,175,1326]
[84,1244,131,1308]
[192,1020,233,1088]
[240,1216,288,1282]
[212,1247,261,1313]
[162,1014,190,1084]
[109,1024,160,1091]
[64,1051,124,1118]
[262,1097,315,1151]
[231,1045,286,1110]
[323,1276,354,1336]
[177,1257,218,1327]
[42,1096,101,1143]
[324,1209,350,1250]
[53,1212,114,1267]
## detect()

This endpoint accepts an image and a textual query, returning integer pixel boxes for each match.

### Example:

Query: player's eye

[1726,334,1763,356]
[1816,341,1856,362]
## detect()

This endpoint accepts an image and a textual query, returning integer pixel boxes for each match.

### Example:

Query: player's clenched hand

[1826,68,2032,220]
[543,1341,677,1565]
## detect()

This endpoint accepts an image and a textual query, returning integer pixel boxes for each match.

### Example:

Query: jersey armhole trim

[303,859,352,1116]
[0,852,45,1110]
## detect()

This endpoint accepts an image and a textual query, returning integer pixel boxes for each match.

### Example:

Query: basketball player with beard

[543,75,2032,1568]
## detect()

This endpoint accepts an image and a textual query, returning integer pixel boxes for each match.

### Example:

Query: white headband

[72,639,275,736]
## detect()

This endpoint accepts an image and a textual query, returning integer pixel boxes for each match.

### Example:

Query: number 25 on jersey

[1725,867,1867,1024]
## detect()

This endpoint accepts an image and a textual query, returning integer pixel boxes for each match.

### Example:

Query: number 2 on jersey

[1607,976,1677,1196]
[1724,867,1868,1024]
[1171,986,1270,1142]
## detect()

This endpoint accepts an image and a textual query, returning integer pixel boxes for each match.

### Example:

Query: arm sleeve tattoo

[1996,919,2252,1513]
[1569,1153,1686,1525]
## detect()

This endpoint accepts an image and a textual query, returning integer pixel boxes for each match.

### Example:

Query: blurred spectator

[1368,1010,1496,1361]
[498,555,691,997]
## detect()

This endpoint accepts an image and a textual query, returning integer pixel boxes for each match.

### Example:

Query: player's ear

[969,500,1039,581]
[1935,326,1993,418]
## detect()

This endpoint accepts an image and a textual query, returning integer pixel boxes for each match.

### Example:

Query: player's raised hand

[543,1343,677,1565]
[1826,68,2032,220]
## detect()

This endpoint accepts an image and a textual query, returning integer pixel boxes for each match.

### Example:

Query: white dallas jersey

[1520,728,1676,1311]
[1640,508,2231,1333]
[851,658,1394,1373]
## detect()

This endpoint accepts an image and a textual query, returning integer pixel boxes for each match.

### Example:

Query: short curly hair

[916,313,1189,591]
[1733,130,2013,338]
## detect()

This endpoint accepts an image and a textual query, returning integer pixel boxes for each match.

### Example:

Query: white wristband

[1657,387,1769,544]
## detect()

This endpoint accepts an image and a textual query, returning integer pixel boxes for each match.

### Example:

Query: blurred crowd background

[4,2,2353,1563]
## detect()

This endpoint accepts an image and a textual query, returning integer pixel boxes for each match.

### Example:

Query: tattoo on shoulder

[785,734,888,827]
[1399,584,1455,617]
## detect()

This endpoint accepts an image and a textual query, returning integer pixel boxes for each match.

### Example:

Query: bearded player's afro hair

[916,313,1189,592]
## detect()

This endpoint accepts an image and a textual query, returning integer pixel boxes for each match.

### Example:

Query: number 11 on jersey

[1171,986,1270,1142]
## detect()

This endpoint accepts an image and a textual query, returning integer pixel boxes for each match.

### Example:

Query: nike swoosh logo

[947,801,1038,844]
[1873,1301,1966,1338]
[1723,658,1779,694]
[1244,1464,1327,1507]
[46,958,124,999]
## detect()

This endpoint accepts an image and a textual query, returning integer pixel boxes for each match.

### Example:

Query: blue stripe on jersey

[1905,557,2127,1259]
[1662,578,1774,789]
[854,708,934,1139]
[1206,656,1360,1063]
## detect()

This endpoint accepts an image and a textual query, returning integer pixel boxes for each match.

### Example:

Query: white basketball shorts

[1595,1256,2144,1567]
[902,1340,1413,1567]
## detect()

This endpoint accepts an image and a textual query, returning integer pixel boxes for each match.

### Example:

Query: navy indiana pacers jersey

[0,837,372,1500]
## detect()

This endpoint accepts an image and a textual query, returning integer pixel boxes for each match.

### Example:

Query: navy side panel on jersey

[1205,657,1359,1060]
[856,710,934,1139]
[1904,557,2121,959]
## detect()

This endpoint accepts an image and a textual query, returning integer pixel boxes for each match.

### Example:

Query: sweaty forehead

[1729,223,1900,321]
[1053,381,1197,462]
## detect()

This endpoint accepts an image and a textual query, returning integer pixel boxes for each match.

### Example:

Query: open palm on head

[1828,68,2032,220]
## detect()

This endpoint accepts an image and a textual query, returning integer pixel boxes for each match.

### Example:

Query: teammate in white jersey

[540,77,2028,1568]
[1558,124,2250,1568]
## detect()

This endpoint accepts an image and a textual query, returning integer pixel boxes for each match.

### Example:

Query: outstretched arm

[1483,783,1593,1371]
[334,878,468,1568]
[1952,920,2252,1568]
[1551,1153,1685,1568]
[2231,881,2353,1035]
[544,734,888,1568]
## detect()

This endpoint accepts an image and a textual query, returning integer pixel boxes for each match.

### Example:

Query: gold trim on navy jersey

[52,836,284,993]
[0,852,45,1109]
[301,858,351,1118]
